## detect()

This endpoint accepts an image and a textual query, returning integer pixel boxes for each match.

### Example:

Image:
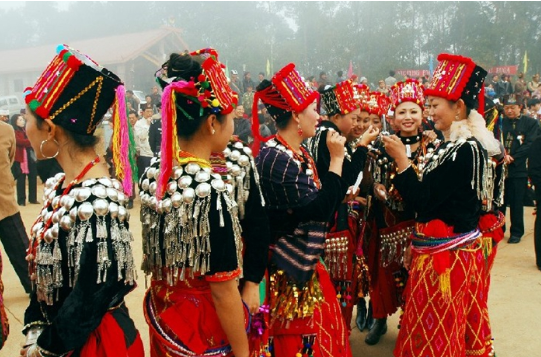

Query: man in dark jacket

[502,94,540,243]
[528,135,541,269]
[149,113,162,157]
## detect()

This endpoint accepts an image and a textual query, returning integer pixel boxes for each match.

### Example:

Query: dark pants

[535,190,541,267]
[0,212,31,293]
[504,177,528,238]
[136,156,153,180]
[16,158,38,204]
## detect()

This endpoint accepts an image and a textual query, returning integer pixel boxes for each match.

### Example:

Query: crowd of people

[0,42,540,357]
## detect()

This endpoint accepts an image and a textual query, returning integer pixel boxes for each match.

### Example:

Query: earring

[40,139,60,159]
[297,124,303,136]
[211,128,216,135]
[455,113,459,120]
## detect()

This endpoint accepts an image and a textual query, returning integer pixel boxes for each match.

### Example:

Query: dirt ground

[2,188,541,356]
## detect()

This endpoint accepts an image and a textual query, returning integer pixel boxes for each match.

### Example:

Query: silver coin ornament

[223,147,232,157]
[195,183,211,198]
[61,195,75,210]
[107,187,119,202]
[146,167,157,179]
[167,181,178,195]
[98,178,113,187]
[149,182,157,195]
[51,223,59,239]
[60,215,73,231]
[171,192,182,208]
[178,175,193,189]
[234,141,243,150]
[82,178,97,187]
[238,155,250,167]
[93,199,109,216]
[195,170,211,183]
[162,198,173,213]
[306,169,314,177]
[118,206,127,222]
[75,187,92,202]
[51,196,61,210]
[185,163,201,175]
[243,146,252,156]
[78,202,94,221]
[230,150,241,161]
[112,179,122,191]
[109,202,119,219]
[69,207,78,221]
[183,187,195,204]
[141,179,150,191]
[172,166,183,180]
[44,229,54,244]
[211,179,226,192]
[91,184,107,199]
[32,222,44,236]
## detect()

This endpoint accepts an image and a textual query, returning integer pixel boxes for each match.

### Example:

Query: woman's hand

[373,183,388,202]
[20,344,38,357]
[422,130,437,143]
[382,135,409,172]
[241,281,260,315]
[326,130,346,161]
[359,125,380,147]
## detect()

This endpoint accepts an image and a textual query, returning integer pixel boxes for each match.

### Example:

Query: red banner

[395,69,431,78]
[487,65,518,75]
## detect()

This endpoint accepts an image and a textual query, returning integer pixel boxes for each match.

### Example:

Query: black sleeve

[33,217,133,355]
[343,146,368,186]
[149,122,157,155]
[313,130,332,179]
[241,170,271,283]
[529,136,541,187]
[206,191,241,278]
[292,171,347,223]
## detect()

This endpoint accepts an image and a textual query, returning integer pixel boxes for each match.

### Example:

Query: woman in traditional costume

[21,44,142,357]
[362,80,428,345]
[139,49,250,357]
[304,80,379,331]
[382,53,501,357]
[253,63,352,357]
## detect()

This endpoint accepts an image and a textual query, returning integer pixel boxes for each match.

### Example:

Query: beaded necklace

[176,149,212,169]
[275,134,321,189]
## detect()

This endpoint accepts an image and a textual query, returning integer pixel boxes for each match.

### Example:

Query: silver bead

[74,187,92,202]
[172,166,183,180]
[195,170,211,183]
[306,169,313,177]
[223,147,232,157]
[81,178,97,187]
[78,202,94,221]
[146,167,157,179]
[32,222,44,235]
[267,140,277,147]
[141,179,150,192]
[231,165,242,177]
[178,175,193,189]
[230,150,241,161]
[118,206,127,222]
[111,179,122,191]
[109,202,119,219]
[60,215,73,231]
[432,155,439,161]
[61,195,75,210]
[48,189,57,201]
[183,187,195,203]
[149,182,157,195]
[211,179,226,191]
[195,183,211,198]
[238,155,250,167]
[93,199,109,216]
[185,163,201,175]
[91,184,107,199]
[166,181,178,195]
[117,192,126,205]
[171,192,182,208]
[107,187,118,202]
[51,224,59,238]
[44,229,54,244]
[52,210,61,224]
[243,146,252,156]
[234,141,243,149]
[149,196,158,211]
[98,178,113,187]
[51,196,61,209]
[162,198,172,213]
[44,211,53,224]
[69,207,78,221]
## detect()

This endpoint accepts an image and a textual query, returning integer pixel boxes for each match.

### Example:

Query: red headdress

[389,79,425,111]
[251,63,319,155]
[354,83,371,112]
[156,48,238,199]
[366,91,391,117]
[424,53,487,115]
[319,80,359,116]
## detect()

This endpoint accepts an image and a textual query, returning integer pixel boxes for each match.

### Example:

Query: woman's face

[24,107,49,159]
[348,111,370,142]
[369,114,382,130]
[393,101,423,136]
[427,96,456,132]
[212,112,235,152]
[333,108,360,136]
[16,116,26,128]
[298,100,319,139]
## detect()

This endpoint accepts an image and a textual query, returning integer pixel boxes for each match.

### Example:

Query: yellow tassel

[111,99,123,180]
[482,237,493,262]
[412,253,430,272]
[438,269,452,302]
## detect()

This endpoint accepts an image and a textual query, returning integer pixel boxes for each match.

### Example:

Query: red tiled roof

[0,27,187,74]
